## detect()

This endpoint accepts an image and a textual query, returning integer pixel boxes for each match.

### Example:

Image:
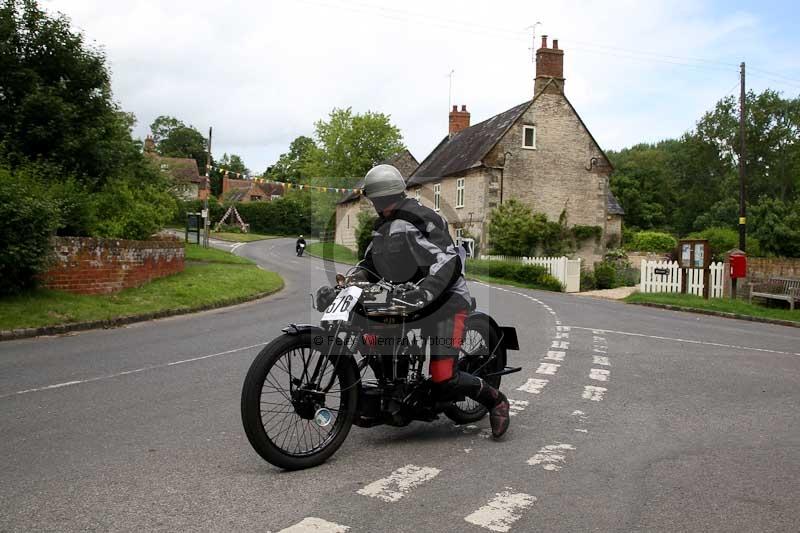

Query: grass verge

[185,243,252,264]
[305,242,359,265]
[466,273,563,292]
[210,231,277,242]
[0,246,283,331]
[625,292,800,324]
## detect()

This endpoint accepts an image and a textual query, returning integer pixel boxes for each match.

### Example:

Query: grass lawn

[625,292,800,324]
[210,231,277,243]
[305,242,359,265]
[466,273,563,292]
[0,245,283,331]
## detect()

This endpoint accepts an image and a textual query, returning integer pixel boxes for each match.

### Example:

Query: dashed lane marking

[356,465,441,502]
[582,385,607,401]
[535,362,560,375]
[2,342,269,400]
[464,489,537,532]
[527,443,576,471]
[592,355,610,366]
[589,368,610,381]
[544,350,565,362]
[551,340,569,349]
[555,331,569,339]
[508,399,529,416]
[556,326,571,332]
[571,326,800,357]
[517,378,548,394]
[277,517,349,532]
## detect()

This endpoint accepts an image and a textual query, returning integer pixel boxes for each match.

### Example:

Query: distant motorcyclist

[296,235,306,256]
[348,164,510,438]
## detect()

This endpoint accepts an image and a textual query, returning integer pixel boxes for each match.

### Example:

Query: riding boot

[473,378,510,439]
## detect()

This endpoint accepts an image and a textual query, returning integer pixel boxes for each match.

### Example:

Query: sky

[44,0,800,176]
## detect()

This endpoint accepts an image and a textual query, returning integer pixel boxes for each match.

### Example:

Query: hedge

[466,259,563,292]
[629,231,677,253]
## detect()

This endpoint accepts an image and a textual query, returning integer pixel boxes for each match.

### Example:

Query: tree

[749,197,800,257]
[149,115,207,172]
[0,0,150,189]
[303,107,405,187]
[266,135,316,183]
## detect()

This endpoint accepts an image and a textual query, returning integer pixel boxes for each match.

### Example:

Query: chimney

[535,35,565,95]
[144,135,156,153]
[449,104,470,135]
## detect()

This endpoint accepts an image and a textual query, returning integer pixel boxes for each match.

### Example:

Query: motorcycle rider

[296,235,306,255]
[349,164,510,438]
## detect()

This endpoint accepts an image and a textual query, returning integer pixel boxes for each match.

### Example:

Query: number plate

[321,286,362,322]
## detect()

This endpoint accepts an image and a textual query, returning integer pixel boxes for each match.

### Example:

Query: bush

[580,269,597,291]
[594,262,616,289]
[94,180,178,240]
[355,211,377,260]
[630,231,677,253]
[466,259,563,292]
[0,167,59,295]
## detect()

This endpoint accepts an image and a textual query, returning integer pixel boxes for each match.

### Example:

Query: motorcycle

[240,267,520,470]
[296,242,305,256]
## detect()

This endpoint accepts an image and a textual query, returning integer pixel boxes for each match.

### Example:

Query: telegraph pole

[204,126,212,248]
[738,62,746,252]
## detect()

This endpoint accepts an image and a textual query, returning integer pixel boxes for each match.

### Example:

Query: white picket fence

[479,255,581,292]
[640,260,724,298]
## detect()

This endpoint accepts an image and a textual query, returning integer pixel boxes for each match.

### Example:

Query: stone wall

[746,257,800,280]
[41,237,185,294]
[335,198,372,249]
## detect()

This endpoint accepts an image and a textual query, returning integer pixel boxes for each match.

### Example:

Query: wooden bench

[749,277,800,310]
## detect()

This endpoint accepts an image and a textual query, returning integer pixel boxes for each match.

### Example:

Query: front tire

[444,315,506,424]
[241,332,358,470]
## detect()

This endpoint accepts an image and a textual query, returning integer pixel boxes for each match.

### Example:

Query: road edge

[629,301,800,329]
[0,281,285,342]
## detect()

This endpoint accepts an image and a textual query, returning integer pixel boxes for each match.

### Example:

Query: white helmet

[363,164,406,198]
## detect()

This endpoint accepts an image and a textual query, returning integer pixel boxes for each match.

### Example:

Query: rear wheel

[444,315,506,424]
[241,332,358,470]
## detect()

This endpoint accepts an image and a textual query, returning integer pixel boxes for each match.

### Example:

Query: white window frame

[433,183,441,211]
[456,178,465,208]
[455,228,463,243]
[522,125,537,149]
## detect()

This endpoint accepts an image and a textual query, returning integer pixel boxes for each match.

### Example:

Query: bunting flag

[207,164,363,195]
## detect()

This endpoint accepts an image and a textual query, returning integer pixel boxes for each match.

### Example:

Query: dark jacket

[356,198,470,307]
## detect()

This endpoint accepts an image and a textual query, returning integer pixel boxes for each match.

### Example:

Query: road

[1,238,799,532]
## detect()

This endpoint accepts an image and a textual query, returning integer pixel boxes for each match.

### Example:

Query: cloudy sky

[45,0,800,176]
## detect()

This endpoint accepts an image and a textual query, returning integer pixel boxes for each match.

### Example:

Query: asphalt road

[1,238,798,532]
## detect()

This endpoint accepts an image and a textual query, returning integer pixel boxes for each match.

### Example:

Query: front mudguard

[280,323,360,376]
[467,311,519,351]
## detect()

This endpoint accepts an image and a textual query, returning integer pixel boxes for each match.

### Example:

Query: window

[347,214,350,229]
[455,228,463,243]
[433,183,441,211]
[456,178,465,208]
[522,125,536,149]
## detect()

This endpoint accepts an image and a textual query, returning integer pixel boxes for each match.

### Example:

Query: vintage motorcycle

[296,242,306,256]
[240,268,520,470]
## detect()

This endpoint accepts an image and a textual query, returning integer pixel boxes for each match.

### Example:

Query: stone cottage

[334,149,419,249]
[407,36,623,264]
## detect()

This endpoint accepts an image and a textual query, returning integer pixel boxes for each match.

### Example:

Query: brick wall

[41,237,185,294]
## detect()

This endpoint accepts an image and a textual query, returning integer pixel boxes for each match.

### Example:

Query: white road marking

[555,332,569,339]
[551,340,569,349]
[230,242,246,253]
[593,335,606,343]
[517,378,548,394]
[544,350,565,361]
[582,385,607,401]
[592,347,608,353]
[508,399,529,416]
[278,517,349,533]
[527,443,575,470]
[3,342,269,399]
[574,429,588,433]
[464,490,536,532]
[357,465,440,502]
[555,320,562,325]
[556,326,571,332]
[536,362,560,375]
[589,368,610,381]
[592,355,610,366]
[570,326,800,357]
[464,448,472,454]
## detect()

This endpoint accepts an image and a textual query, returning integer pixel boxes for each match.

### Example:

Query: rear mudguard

[468,311,519,351]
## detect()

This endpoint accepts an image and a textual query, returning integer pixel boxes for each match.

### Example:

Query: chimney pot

[541,35,548,48]
[461,104,467,111]
[553,39,558,49]
[452,105,458,112]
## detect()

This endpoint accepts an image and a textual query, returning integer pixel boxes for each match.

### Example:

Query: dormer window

[522,125,536,149]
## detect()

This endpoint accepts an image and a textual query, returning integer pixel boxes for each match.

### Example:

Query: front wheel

[444,315,505,424]
[241,332,358,470]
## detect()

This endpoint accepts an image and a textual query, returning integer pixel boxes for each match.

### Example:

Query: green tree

[303,107,405,187]
[487,200,537,255]
[266,135,316,183]
[749,197,800,257]
[355,211,377,260]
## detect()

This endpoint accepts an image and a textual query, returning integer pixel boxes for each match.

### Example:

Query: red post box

[730,253,747,279]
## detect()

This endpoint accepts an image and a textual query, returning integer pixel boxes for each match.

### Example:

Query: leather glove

[348,269,369,283]
[397,287,433,307]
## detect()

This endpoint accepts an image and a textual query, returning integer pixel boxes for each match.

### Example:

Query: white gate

[640,260,724,297]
